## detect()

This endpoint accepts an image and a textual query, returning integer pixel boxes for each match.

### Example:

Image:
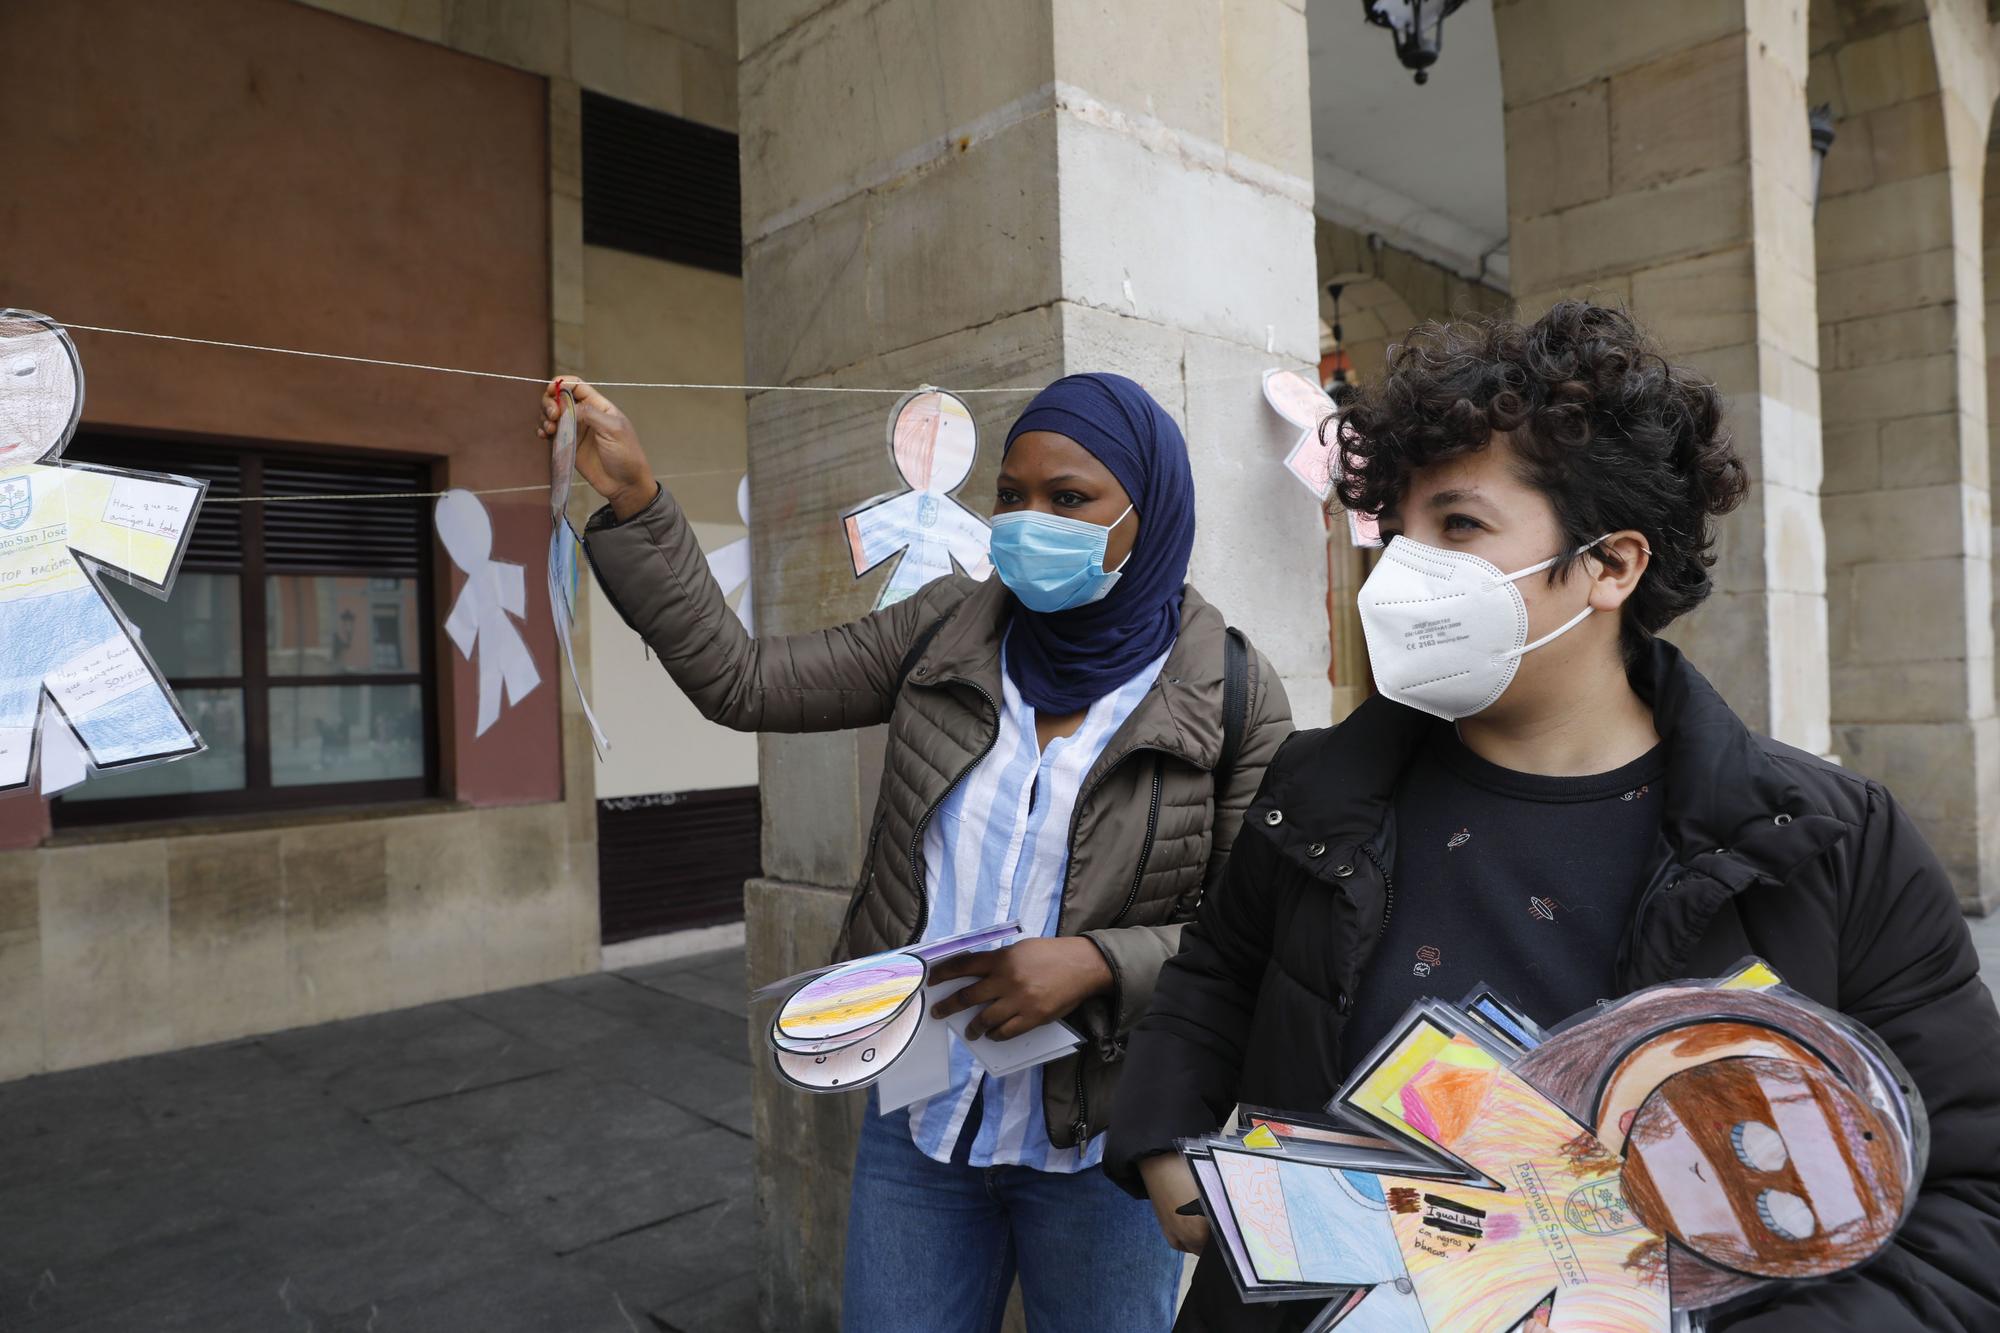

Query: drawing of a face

[0,311,83,467]
[889,390,977,493]
[1619,1057,1904,1280]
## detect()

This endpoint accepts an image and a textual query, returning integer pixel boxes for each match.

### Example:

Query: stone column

[1494,0,1831,755]
[1811,1,1999,910]
[737,2,1323,1326]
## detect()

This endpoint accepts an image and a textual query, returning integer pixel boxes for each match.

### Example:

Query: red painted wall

[0,0,559,845]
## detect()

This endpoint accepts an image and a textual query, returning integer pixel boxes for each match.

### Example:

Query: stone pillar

[1494,0,1831,755]
[737,2,1323,1327]
[1811,1,1999,910]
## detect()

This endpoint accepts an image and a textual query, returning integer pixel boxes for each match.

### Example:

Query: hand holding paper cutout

[435,488,541,737]
[842,389,993,609]
[0,310,207,794]
[540,377,655,520]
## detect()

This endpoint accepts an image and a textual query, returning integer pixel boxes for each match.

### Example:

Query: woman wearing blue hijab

[554,371,1294,1330]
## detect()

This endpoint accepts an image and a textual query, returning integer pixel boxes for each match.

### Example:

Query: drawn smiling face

[0,312,83,467]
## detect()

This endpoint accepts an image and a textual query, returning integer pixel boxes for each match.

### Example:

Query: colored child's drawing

[775,953,925,1043]
[842,389,993,608]
[0,311,208,792]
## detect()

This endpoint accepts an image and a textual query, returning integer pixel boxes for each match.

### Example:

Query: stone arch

[1811,0,1998,906]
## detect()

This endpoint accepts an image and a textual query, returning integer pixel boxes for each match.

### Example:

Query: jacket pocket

[1237,959,1349,1113]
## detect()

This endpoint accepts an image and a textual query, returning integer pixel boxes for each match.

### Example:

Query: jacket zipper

[1062,747,1166,1142]
[1106,760,1163,928]
[904,681,999,944]
[1359,844,1396,936]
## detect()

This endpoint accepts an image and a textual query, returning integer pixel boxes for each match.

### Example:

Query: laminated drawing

[1261,367,1380,548]
[752,923,1082,1103]
[842,388,993,609]
[546,389,607,755]
[1183,963,1926,1331]
[0,310,208,793]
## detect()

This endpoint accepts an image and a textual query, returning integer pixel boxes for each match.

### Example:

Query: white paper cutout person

[436,488,542,736]
[705,473,754,632]
[842,389,993,609]
[1262,367,1381,547]
[0,310,208,793]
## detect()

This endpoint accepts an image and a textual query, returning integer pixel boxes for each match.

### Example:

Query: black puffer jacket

[1107,639,2000,1332]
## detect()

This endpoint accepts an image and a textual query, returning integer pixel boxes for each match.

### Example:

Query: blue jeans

[843,1098,1180,1332]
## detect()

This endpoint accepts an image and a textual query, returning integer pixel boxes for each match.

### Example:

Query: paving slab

[627,961,752,1019]
[654,1271,760,1333]
[368,1065,747,1254]
[261,999,566,1113]
[562,1194,758,1320]
[0,947,759,1332]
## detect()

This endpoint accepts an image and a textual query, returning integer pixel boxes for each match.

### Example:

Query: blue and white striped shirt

[906,642,1170,1173]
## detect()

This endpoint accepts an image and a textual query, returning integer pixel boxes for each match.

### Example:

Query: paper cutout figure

[546,391,608,756]
[705,474,754,632]
[0,310,207,794]
[435,488,541,737]
[756,922,1081,1096]
[1184,962,1925,1330]
[1262,368,1381,548]
[842,389,993,609]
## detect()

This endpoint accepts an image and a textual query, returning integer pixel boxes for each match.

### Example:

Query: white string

[58,322,1043,396]
[198,466,746,505]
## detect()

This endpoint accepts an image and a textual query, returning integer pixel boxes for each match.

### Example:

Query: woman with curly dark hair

[1105,301,2000,1331]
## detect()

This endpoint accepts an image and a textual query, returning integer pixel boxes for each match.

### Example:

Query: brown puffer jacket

[583,484,1294,1147]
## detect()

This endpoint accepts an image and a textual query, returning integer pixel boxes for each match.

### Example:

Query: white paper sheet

[102,477,200,538]
[704,473,755,633]
[37,710,87,796]
[874,979,961,1114]
[935,974,1083,1078]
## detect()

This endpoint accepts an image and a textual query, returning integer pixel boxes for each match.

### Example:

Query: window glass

[59,689,248,800]
[105,573,242,677]
[266,576,419,676]
[269,683,425,786]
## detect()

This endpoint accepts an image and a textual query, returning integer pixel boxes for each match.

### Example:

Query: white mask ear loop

[1499,603,1594,661]
[1106,504,1136,574]
[1492,534,1621,662]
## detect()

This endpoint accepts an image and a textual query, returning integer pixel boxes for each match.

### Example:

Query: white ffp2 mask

[1357,535,1605,720]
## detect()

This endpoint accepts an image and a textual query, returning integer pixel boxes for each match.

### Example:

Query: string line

[199,466,744,504]
[58,322,1043,396]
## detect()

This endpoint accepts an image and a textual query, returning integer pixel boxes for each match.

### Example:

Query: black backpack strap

[894,613,952,694]
[1217,626,1250,788]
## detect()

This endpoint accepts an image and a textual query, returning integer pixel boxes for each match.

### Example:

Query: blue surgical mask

[988,505,1134,613]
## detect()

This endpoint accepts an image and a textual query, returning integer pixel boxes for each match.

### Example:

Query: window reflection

[59,689,248,800]
[267,577,419,676]
[269,684,424,787]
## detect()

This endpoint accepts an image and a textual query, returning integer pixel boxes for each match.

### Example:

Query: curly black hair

[1331,300,1749,660]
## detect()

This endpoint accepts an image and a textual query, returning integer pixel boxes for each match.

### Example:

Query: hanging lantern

[1361,0,1468,85]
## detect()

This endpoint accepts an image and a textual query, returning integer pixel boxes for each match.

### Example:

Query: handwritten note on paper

[47,633,152,714]
[103,477,200,538]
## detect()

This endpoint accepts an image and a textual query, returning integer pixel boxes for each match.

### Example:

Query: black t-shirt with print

[1335,728,1667,1080]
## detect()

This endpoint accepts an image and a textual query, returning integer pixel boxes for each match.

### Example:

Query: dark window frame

[51,434,442,826]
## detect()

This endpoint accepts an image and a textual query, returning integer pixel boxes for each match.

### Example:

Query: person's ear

[1586,531,1650,614]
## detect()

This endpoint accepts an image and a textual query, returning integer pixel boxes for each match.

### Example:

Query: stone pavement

[2,926,1998,1333]
[0,947,755,1333]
